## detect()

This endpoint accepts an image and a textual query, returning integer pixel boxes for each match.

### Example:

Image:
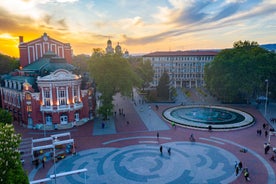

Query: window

[26,93,31,100]
[44,89,51,106]
[27,105,32,112]
[73,86,78,103]
[58,88,67,105]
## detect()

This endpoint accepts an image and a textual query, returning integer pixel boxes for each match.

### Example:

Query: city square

[0,1,275,184]
[17,90,276,184]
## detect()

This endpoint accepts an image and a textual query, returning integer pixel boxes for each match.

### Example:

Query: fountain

[163,105,254,130]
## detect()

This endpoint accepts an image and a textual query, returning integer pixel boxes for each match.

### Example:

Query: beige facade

[143,50,219,88]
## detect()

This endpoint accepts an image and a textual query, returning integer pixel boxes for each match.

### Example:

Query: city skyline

[0,0,275,57]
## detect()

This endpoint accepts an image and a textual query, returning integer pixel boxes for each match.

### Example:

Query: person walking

[42,158,45,168]
[168,147,171,156]
[243,168,250,181]
[235,165,239,176]
[238,161,243,170]
[160,145,163,154]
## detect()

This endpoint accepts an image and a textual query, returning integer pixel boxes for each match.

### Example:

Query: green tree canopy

[0,123,28,183]
[72,54,90,72]
[0,53,19,75]
[205,40,276,103]
[131,58,154,90]
[88,53,141,119]
[157,70,170,99]
[0,109,13,124]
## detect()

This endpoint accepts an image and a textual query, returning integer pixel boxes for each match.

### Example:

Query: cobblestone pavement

[15,89,276,184]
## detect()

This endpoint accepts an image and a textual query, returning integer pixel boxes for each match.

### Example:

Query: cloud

[125,0,275,46]
[211,3,240,21]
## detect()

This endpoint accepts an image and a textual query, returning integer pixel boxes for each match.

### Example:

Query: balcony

[40,102,83,112]
[74,102,83,110]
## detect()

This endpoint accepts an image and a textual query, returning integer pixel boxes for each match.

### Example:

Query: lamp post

[265,79,269,117]
[148,105,151,126]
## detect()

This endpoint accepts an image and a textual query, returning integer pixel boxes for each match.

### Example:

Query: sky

[0,0,275,57]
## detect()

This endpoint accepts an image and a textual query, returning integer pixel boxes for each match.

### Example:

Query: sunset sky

[0,0,275,57]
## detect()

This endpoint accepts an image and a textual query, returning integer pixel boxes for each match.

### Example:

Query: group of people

[235,161,250,181]
[159,145,171,156]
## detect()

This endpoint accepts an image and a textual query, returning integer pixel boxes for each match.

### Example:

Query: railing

[40,102,83,112]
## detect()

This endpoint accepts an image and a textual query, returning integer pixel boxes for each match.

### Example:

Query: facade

[0,34,95,129]
[143,50,219,88]
[19,33,73,67]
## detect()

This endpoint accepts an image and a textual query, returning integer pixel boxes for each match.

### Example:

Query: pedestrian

[257,129,262,136]
[155,105,159,111]
[234,161,238,169]
[157,132,159,139]
[168,147,171,156]
[265,130,268,137]
[126,121,130,125]
[235,165,239,176]
[160,145,163,154]
[172,122,176,129]
[35,159,39,168]
[265,144,270,154]
[238,161,243,170]
[42,158,45,168]
[263,123,266,130]
[243,168,250,181]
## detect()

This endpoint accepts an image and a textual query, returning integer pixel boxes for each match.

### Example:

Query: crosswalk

[19,137,33,159]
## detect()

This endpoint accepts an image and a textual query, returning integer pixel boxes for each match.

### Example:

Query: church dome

[115,42,122,54]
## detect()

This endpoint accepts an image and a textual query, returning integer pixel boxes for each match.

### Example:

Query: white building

[143,50,219,88]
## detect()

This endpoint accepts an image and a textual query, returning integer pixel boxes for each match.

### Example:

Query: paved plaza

[17,89,276,184]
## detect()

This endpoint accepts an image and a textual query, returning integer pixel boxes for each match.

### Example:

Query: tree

[88,53,141,119]
[0,109,13,124]
[72,54,90,72]
[156,70,170,99]
[205,40,276,103]
[131,58,154,90]
[0,53,20,74]
[0,123,29,183]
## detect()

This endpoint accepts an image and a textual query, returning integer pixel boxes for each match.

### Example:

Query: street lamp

[265,79,269,117]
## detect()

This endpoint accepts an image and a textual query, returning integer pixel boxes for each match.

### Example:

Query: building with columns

[143,50,219,88]
[19,33,73,67]
[0,34,95,129]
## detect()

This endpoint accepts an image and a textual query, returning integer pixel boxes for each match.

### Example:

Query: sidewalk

[257,102,276,129]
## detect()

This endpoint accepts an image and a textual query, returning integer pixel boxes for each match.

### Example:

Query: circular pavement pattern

[48,142,238,184]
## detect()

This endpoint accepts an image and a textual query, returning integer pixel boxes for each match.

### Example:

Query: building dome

[115,42,122,54]
[107,39,112,45]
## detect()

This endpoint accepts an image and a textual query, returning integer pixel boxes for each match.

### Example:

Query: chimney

[19,36,24,44]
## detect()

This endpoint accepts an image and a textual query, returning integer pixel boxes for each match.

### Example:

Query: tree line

[205,40,276,103]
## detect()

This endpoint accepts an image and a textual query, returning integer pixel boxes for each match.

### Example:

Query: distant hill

[260,44,276,52]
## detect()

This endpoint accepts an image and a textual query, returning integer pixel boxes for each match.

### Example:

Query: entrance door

[60,115,68,124]
[74,112,79,121]
[46,115,52,125]
[27,118,33,128]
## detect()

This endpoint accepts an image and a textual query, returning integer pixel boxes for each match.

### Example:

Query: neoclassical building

[19,33,73,67]
[143,50,219,88]
[0,34,95,129]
